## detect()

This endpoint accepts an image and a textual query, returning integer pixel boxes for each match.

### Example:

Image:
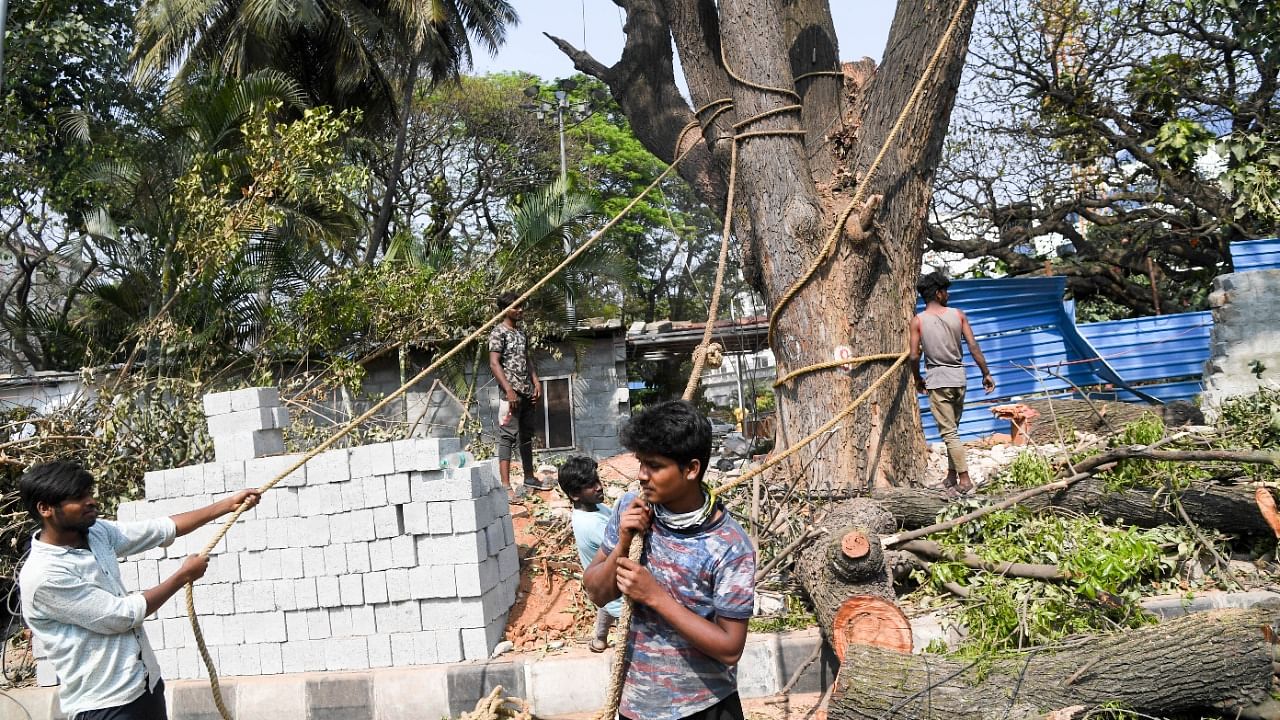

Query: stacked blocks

[202,388,289,461]
[109,388,518,680]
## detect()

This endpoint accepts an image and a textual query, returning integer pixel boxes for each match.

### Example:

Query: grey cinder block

[339,574,364,606]
[363,571,389,604]
[305,449,350,485]
[373,505,402,539]
[385,473,411,505]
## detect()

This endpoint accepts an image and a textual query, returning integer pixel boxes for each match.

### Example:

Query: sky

[470,2,900,83]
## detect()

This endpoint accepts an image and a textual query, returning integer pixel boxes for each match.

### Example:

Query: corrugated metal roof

[1232,238,1280,273]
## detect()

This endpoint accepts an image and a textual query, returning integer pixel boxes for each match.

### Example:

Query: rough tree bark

[872,479,1274,536]
[827,608,1280,720]
[551,0,977,489]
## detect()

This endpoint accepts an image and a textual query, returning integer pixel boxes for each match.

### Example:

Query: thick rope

[720,45,800,101]
[793,70,845,83]
[713,351,909,497]
[767,0,973,349]
[682,139,737,401]
[187,138,705,720]
[772,353,903,388]
[682,103,803,399]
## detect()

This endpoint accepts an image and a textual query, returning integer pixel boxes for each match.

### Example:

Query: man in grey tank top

[909,272,995,496]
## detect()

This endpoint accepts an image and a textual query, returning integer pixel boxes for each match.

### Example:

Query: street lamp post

[520,78,608,327]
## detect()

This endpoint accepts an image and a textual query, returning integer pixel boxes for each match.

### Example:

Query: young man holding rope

[584,401,756,720]
[17,461,260,720]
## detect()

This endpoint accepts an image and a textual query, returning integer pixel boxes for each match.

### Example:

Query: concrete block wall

[35,387,519,685]
[1202,270,1280,412]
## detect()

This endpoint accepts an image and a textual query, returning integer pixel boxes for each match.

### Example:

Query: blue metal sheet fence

[1232,238,1280,274]
[912,238,1280,442]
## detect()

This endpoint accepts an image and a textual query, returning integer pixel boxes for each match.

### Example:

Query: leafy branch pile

[919,505,1197,656]
[907,396,1280,659]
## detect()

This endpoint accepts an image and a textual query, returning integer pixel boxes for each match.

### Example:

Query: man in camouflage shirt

[488,292,548,491]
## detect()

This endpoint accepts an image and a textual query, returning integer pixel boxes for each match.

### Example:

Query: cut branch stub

[830,595,913,661]
[831,527,884,582]
[841,530,870,560]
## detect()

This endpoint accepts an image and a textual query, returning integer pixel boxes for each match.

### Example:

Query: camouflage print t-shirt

[488,324,534,397]
[601,492,756,720]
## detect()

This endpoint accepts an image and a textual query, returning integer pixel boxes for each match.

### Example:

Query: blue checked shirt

[19,517,176,716]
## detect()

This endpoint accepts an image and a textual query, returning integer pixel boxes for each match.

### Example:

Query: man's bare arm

[908,315,925,393]
[960,313,995,393]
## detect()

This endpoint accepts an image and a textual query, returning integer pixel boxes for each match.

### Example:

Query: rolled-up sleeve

[31,571,147,635]
[108,518,176,558]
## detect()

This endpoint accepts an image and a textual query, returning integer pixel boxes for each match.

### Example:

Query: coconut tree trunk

[367,58,420,265]
[551,0,976,491]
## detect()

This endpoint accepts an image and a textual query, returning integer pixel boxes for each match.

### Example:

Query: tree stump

[795,499,912,658]
[826,608,1279,720]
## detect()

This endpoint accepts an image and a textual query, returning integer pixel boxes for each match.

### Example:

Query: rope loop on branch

[793,69,846,83]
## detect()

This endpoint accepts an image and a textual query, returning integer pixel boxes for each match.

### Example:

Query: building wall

[398,333,630,460]
[1201,270,1280,412]
[700,350,776,408]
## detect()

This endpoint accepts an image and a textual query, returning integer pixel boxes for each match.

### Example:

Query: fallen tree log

[827,608,1280,720]
[873,477,1274,537]
[1019,398,1154,443]
[793,498,912,659]
[1019,398,1205,444]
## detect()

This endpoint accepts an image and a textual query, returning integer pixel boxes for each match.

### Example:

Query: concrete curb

[7,590,1277,720]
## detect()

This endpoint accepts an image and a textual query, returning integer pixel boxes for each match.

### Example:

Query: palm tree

[64,71,358,369]
[130,0,518,263]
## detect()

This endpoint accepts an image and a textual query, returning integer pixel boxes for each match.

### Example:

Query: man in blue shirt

[18,461,260,719]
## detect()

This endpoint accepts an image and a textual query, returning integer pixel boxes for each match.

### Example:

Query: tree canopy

[931,0,1280,318]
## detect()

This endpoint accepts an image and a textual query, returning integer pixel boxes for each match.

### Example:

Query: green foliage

[1100,414,1210,492]
[921,506,1193,656]
[1218,387,1280,450]
[175,100,368,278]
[266,263,490,357]
[754,388,776,413]
[1218,134,1280,222]
[988,450,1054,491]
[1152,119,1215,169]
[0,375,213,582]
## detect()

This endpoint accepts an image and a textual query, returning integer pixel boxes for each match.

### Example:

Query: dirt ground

[502,453,643,651]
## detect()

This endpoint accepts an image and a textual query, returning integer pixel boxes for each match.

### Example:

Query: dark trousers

[621,693,744,720]
[497,394,537,477]
[75,679,167,720]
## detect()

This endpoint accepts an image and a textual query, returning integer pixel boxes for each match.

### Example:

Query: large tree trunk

[551,0,977,490]
[828,608,1280,720]
[794,499,912,658]
[872,478,1274,536]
